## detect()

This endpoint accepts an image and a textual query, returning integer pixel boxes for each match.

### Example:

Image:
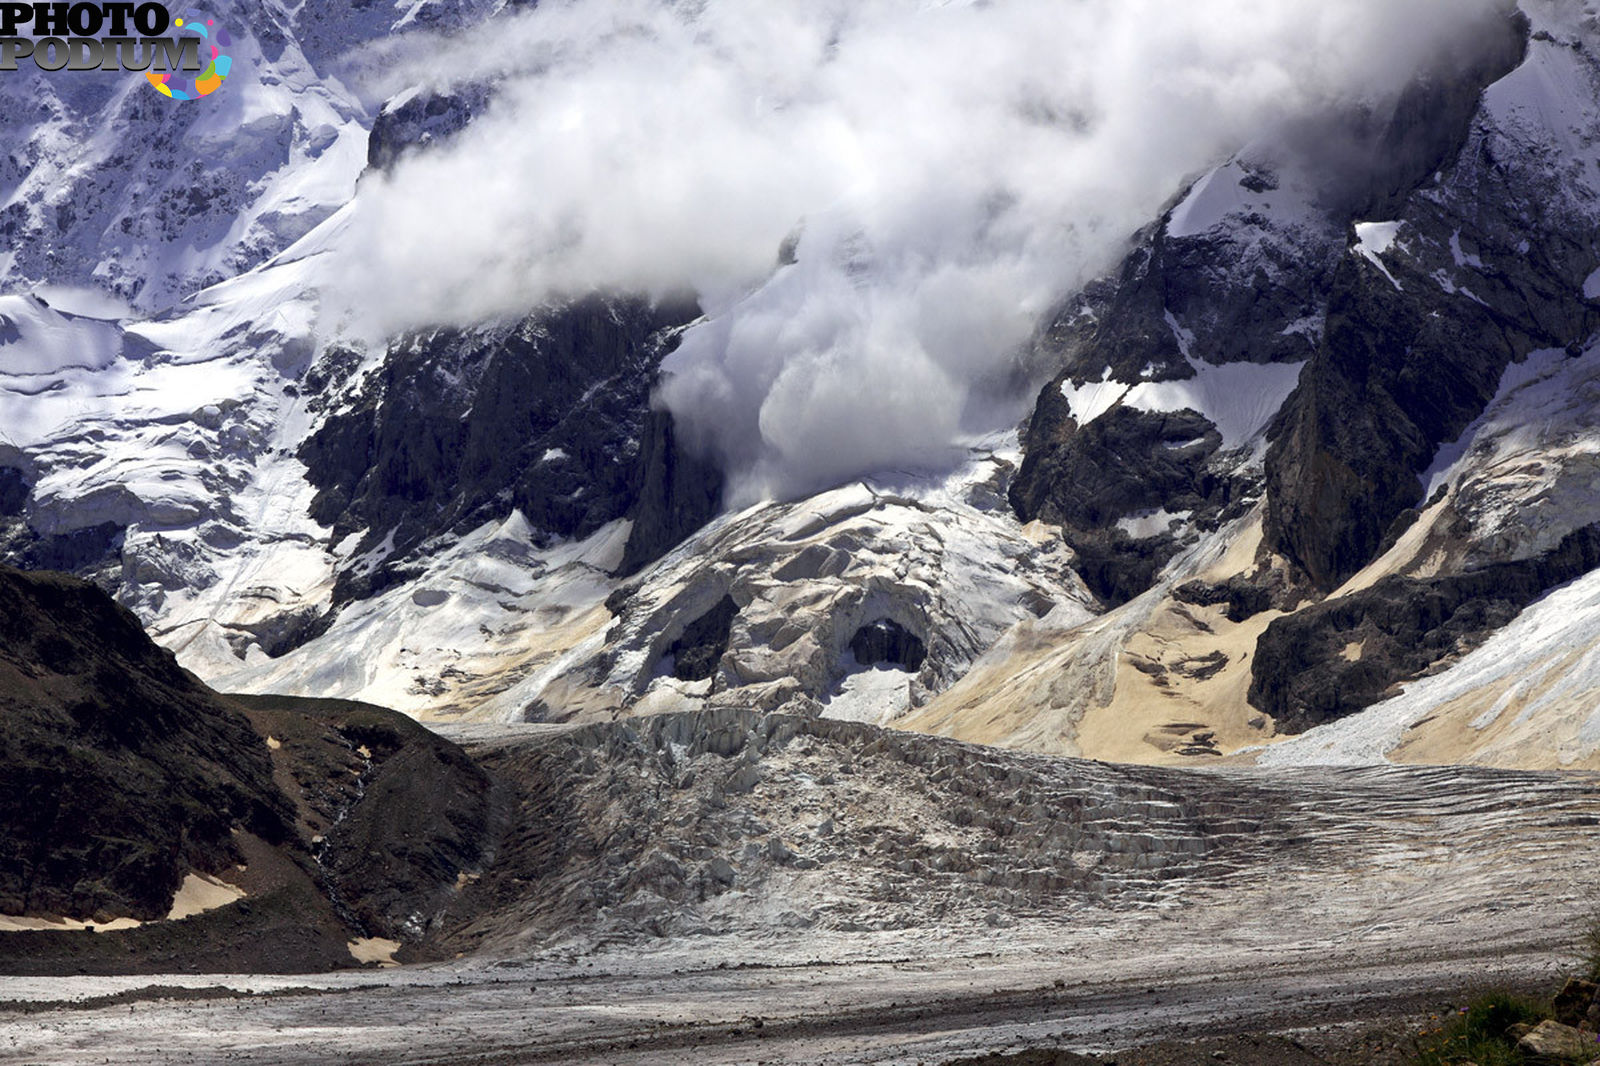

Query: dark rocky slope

[0,568,495,974]
[231,693,497,944]
[298,293,706,608]
[0,565,290,922]
[1249,525,1600,733]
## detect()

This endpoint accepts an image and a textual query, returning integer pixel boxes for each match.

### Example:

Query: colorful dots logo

[145,10,231,101]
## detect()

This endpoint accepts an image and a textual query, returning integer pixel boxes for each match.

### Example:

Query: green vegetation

[1583,913,1600,985]
[1406,991,1551,1066]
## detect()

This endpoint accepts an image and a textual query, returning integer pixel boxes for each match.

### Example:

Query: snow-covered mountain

[4,0,1600,777]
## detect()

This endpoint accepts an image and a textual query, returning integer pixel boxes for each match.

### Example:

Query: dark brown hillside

[0,565,291,923]
[0,567,496,974]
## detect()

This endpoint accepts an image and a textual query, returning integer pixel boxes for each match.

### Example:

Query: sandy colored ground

[901,488,1600,774]
[0,874,247,934]
[903,510,1287,765]
[346,937,401,966]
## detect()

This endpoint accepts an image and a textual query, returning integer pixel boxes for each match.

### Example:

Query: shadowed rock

[1250,525,1600,733]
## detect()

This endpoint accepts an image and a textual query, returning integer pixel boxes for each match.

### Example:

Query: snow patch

[1116,509,1191,540]
[1165,160,1317,240]
[1419,347,1570,499]
[1060,360,1305,450]
[1449,230,1483,270]
[1353,222,1403,290]
[0,295,122,377]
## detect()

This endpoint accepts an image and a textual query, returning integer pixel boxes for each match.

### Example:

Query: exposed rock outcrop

[1012,12,1532,604]
[366,83,492,174]
[298,293,701,609]
[1263,17,1600,591]
[616,406,725,578]
[1249,525,1600,733]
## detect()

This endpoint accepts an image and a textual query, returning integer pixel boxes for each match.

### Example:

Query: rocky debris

[1249,525,1600,734]
[941,1036,1350,1066]
[942,1050,1099,1066]
[0,566,291,923]
[298,293,701,612]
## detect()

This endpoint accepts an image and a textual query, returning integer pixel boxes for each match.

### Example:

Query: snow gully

[0,2,201,72]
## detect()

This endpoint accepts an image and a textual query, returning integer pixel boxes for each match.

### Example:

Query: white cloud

[332,0,1513,504]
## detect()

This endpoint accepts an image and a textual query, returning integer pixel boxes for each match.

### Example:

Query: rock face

[616,406,726,578]
[299,293,702,609]
[1010,11,1531,604]
[0,566,290,922]
[1250,525,1600,733]
[1261,15,1598,591]
[365,83,492,174]
[1011,401,1239,605]
[960,6,1600,764]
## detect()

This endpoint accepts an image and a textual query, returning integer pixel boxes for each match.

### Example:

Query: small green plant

[1582,911,1600,984]
[1405,991,1552,1066]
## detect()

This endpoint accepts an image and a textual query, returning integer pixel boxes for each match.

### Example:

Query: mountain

[2,0,1599,782]
[14,7,1600,1058]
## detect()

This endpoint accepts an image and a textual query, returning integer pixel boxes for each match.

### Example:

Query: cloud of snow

[334,0,1513,504]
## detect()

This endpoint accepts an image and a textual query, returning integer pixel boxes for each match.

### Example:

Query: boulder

[1556,977,1600,1028]
[1518,1020,1593,1061]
